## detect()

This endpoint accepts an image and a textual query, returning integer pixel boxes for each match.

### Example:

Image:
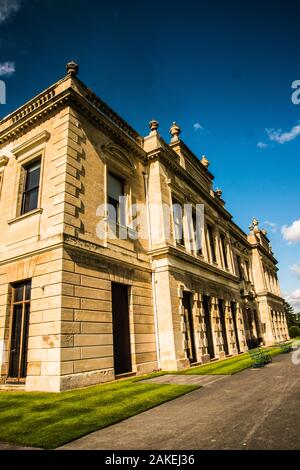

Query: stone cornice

[67,90,146,158]
[146,146,233,222]
[229,222,251,249]
[74,76,142,145]
[0,87,65,145]
[254,242,278,265]
[148,245,240,283]
[0,75,146,159]
[256,290,284,303]
[12,130,50,158]
[63,234,151,272]
[170,139,214,181]
[0,84,57,132]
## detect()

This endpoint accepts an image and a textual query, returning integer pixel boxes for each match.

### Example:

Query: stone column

[211,297,226,359]
[274,312,279,342]
[192,292,202,363]
[214,231,223,269]
[198,293,211,363]
[283,312,289,339]
[236,302,247,352]
[179,288,189,366]
[225,300,238,355]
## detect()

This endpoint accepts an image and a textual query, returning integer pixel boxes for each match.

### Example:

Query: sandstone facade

[0,63,288,391]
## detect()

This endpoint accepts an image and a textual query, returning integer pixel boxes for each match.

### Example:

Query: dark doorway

[231,301,240,353]
[253,309,262,344]
[202,295,215,359]
[112,283,132,375]
[246,308,259,349]
[182,292,197,364]
[8,280,31,382]
[218,299,229,355]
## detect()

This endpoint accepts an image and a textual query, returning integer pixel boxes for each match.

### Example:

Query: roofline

[0,72,143,147]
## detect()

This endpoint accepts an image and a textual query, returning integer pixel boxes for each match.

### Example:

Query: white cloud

[193,122,203,131]
[0,0,21,23]
[0,61,15,76]
[285,289,300,311]
[257,142,268,149]
[266,122,300,144]
[264,221,277,233]
[281,219,300,244]
[290,264,300,278]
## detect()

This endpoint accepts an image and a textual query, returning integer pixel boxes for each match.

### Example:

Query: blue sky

[0,0,300,308]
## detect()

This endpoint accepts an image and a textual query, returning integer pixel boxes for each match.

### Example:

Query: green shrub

[289,325,300,338]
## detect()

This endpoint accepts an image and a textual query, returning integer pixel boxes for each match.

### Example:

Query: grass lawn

[178,346,283,375]
[0,374,198,449]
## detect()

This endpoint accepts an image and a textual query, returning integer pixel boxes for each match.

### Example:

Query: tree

[295,312,300,327]
[289,325,300,338]
[284,301,300,328]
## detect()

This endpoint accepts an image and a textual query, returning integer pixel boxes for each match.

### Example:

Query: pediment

[101,143,136,173]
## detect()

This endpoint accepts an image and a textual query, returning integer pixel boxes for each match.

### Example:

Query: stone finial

[261,228,267,236]
[215,188,223,199]
[66,61,79,76]
[252,218,260,233]
[170,122,181,142]
[201,155,210,168]
[149,119,159,133]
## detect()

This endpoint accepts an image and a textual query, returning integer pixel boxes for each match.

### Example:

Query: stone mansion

[0,62,288,391]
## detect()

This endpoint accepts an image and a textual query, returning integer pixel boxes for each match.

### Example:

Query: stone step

[0,384,25,391]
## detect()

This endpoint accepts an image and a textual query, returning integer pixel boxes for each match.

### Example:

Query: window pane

[25,281,31,300]
[236,255,242,278]
[192,213,202,254]
[20,303,30,378]
[14,284,24,302]
[9,305,23,378]
[21,160,41,215]
[107,173,125,227]
[25,161,41,191]
[220,234,228,268]
[108,196,118,222]
[173,202,184,246]
[22,188,39,214]
[108,173,123,200]
[207,225,216,262]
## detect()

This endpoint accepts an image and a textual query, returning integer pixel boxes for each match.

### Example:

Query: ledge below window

[7,208,43,225]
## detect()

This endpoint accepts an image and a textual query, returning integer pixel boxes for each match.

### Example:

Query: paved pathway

[0,442,40,450]
[59,352,300,450]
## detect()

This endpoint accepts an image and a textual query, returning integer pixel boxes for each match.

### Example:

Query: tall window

[192,212,202,255]
[21,160,41,215]
[107,172,125,226]
[8,280,31,381]
[220,233,228,268]
[207,224,216,263]
[173,200,184,247]
[245,260,250,281]
[236,255,243,279]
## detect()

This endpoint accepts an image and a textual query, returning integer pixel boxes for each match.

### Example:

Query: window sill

[107,219,137,241]
[7,208,43,225]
